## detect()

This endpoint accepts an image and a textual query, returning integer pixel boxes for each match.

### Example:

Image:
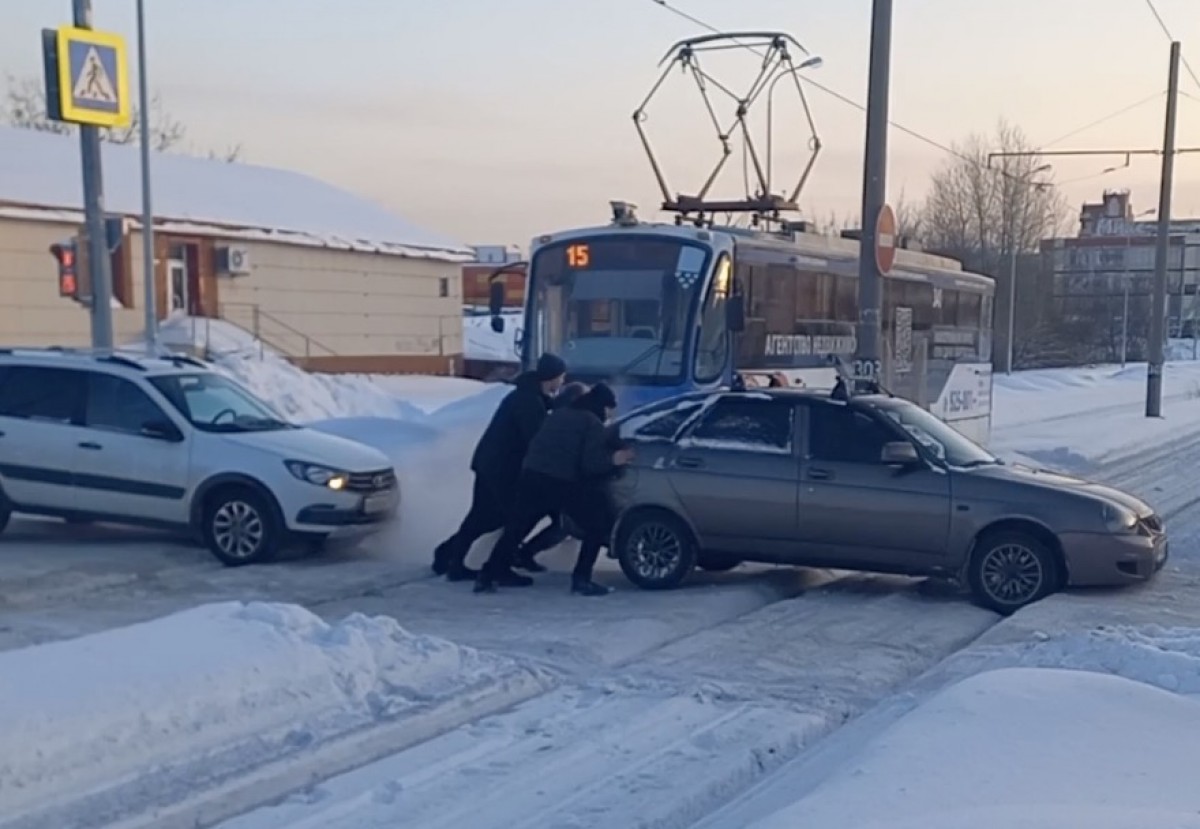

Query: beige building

[0,126,472,374]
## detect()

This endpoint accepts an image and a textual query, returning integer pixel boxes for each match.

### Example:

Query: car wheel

[698,554,742,572]
[202,486,281,567]
[968,531,1059,615]
[616,510,697,590]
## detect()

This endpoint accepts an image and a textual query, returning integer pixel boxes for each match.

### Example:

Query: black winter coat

[522,407,617,484]
[470,372,552,485]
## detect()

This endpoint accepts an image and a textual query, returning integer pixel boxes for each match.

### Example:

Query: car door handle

[807,468,834,481]
[675,456,705,469]
[78,441,102,450]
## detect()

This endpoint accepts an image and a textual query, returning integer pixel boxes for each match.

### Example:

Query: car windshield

[877,401,997,468]
[526,235,712,385]
[149,372,292,433]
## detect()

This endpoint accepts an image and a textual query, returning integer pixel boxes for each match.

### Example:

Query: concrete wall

[216,240,463,361]
[0,215,144,347]
[0,214,465,373]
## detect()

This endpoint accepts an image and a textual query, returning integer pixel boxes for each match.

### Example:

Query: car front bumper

[1059,530,1168,586]
[294,486,399,535]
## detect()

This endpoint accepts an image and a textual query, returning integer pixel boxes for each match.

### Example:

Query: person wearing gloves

[475,382,633,596]
[431,353,566,581]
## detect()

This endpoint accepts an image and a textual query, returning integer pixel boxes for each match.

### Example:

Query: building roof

[0,125,471,262]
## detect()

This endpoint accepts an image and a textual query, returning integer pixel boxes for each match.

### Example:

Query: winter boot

[494,568,535,588]
[570,576,611,597]
[431,542,451,576]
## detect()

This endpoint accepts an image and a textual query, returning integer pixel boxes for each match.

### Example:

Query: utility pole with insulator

[1146,40,1181,418]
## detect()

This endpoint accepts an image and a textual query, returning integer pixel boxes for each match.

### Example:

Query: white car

[0,348,399,565]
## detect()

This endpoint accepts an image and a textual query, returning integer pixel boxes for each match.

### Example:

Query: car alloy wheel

[628,521,684,582]
[212,499,265,560]
[979,541,1044,606]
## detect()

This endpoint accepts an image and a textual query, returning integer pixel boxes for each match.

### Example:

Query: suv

[0,349,399,565]
[607,388,1167,614]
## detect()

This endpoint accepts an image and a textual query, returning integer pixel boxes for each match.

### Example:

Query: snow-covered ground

[5,340,1200,828]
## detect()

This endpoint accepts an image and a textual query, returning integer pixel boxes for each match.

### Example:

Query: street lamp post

[764,55,823,199]
[136,0,156,355]
[1005,163,1052,375]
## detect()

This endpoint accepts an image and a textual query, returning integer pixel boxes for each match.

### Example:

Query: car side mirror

[881,441,920,466]
[726,294,746,333]
[141,418,183,442]
[489,280,506,333]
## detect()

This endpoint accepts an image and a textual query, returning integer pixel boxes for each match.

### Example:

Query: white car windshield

[878,402,997,468]
[150,373,291,432]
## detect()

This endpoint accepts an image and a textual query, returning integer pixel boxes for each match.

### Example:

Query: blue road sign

[49,26,130,127]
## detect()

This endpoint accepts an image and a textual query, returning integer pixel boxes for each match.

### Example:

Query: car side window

[0,366,85,424]
[686,398,794,455]
[622,399,706,441]
[85,373,170,435]
[807,404,895,464]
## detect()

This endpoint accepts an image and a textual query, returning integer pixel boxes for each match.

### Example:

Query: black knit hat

[535,352,567,382]
[572,382,618,419]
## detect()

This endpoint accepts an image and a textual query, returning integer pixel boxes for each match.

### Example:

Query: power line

[1143,0,1200,92]
[1041,91,1165,148]
[647,0,1181,179]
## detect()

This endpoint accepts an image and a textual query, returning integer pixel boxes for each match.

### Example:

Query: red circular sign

[875,204,897,275]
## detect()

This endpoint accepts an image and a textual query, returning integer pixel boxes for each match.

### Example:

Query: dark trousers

[436,474,512,567]
[484,471,613,581]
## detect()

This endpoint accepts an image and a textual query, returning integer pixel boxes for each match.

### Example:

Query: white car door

[73,370,192,524]
[0,364,87,513]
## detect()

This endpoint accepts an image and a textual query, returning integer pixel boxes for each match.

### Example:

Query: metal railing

[216,302,338,360]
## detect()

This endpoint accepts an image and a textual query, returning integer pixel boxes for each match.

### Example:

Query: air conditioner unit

[216,245,251,276]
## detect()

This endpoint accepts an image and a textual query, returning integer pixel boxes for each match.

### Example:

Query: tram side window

[958,292,982,329]
[834,276,856,322]
[937,289,960,327]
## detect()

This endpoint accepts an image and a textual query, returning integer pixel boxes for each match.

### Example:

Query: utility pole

[1146,40,1180,418]
[73,0,115,350]
[855,0,891,371]
[136,0,156,355]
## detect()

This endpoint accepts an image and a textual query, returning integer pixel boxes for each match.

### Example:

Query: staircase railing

[216,302,338,360]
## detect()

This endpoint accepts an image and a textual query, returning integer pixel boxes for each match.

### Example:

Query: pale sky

[3,0,1199,247]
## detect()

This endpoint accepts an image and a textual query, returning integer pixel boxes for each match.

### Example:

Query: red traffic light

[51,241,78,297]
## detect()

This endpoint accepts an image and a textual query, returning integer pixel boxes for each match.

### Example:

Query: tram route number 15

[852,359,882,380]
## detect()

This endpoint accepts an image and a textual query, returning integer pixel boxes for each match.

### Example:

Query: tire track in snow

[215,581,997,829]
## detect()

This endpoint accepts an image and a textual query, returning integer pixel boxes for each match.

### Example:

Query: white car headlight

[1102,503,1138,533]
[285,461,349,491]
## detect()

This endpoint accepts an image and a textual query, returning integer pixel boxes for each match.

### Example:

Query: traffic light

[50,240,78,298]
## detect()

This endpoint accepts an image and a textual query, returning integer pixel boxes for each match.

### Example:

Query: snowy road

[6,360,1200,828]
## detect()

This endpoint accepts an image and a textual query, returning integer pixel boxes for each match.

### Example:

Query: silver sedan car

[604,389,1167,614]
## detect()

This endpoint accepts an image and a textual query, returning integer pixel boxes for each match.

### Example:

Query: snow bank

[748,667,1200,829]
[0,602,548,829]
[990,359,1200,470]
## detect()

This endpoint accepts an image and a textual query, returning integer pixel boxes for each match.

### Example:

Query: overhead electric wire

[1143,0,1200,93]
[647,0,1180,181]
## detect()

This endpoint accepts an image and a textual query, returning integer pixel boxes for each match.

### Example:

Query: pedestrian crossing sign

[50,26,130,127]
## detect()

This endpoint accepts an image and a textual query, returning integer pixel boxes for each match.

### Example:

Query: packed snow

[746,667,1200,829]
[0,125,471,260]
[0,602,548,829]
[6,332,1200,828]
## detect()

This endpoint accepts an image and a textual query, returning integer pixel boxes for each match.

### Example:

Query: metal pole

[136,0,156,355]
[855,0,891,368]
[74,0,115,350]
[1121,282,1129,367]
[1146,40,1180,418]
[1005,233,1018,374]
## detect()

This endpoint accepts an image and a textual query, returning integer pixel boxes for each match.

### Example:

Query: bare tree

[922,120,1069,276]
[2,73,238,161]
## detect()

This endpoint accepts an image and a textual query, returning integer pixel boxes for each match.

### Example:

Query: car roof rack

[96,353,147,371]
